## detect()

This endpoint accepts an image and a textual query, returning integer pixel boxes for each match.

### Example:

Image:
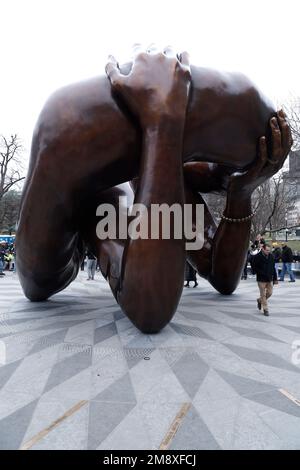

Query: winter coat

[272,247,282,263]
[252,251,277,283]
[281,246,294,263]
[185,262,197,282]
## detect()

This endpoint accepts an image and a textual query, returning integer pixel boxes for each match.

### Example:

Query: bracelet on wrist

[220,209,256,223]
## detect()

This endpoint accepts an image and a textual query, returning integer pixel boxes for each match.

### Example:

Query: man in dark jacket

[279,244,296,282]
[252,243,278,316]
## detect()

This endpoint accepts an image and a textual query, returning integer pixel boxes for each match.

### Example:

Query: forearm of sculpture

[118,119,186,332]
[104,46,191,332]
[16,166,84,301]
[207,190,252,294]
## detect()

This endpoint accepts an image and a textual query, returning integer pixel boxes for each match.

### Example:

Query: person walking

[279,243,296,282]
[241,249,250,280]
[13,245,16,273]
[252,243,278,316]
[0,242,6,276]
[5,251,13,271]
[249,243,260,277]
[86,250,97,280]
[272,244,282,279]
[184,261,198,288]
[254,234,265,249]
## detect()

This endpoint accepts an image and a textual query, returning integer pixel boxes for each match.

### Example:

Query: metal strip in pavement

[279,388,300,406]
[159,402,191,450]
[20,400,88,450]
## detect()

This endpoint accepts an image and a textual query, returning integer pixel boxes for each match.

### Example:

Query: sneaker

[263,309,269,316]
[0,272,5,276]
[193,282,198,288]
[257,299,261,311]
[289,280,296,283]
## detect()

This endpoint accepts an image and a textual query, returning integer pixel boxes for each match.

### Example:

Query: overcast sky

[1,0,300,158]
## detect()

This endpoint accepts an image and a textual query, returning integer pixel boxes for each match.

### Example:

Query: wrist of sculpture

[227,185,253,203]
[144,115,186,137]
[223,191,252,220]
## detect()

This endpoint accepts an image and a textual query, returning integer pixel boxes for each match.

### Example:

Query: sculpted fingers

[269,117,282,164]
[277,109,293,156]
[258,136,268,170]
[245,136,267,179]
[266,111,293,171]
[131,43,148,64]
[163,45,177,58]
[177,50,191,79]
[178,51,190,67]
[106,45,192,127]
[132,43,144,56]
[246,136,268,181]
[146,43,159,54]
[105,55,124,89]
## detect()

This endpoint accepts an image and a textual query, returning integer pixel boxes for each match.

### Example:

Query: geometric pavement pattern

[0,270,300,450]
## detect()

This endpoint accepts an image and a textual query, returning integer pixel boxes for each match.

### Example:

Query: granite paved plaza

[0,270,300,450]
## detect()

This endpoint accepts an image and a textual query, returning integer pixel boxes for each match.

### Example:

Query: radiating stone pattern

[0,271,300,450]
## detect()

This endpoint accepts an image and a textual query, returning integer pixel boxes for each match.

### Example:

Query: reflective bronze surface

[16,49,292,333]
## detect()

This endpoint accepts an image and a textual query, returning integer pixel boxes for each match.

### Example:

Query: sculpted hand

[105,44,191,128]
[228,110,293,195]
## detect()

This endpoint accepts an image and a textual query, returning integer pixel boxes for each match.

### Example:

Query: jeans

[280,262,295,281]
[87,259,97,279]
[0,259,4,273]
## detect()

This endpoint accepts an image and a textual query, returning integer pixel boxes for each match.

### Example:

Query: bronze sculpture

[16,46,292,333]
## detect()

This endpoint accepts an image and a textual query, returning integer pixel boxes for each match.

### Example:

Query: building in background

[283,150,300,226]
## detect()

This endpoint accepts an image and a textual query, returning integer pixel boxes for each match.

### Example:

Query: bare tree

[203,192,226,222]
[0,190,21,232]
[204,171,296,242]
[0,134,25,203]
[282,95,300,150]
[251,173,296,240]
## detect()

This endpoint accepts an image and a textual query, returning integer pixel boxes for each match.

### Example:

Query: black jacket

[281,246,294,263]
[86,250,97,260]
[272,247,282,263]
[185,262,197,281]
[252,251,277,283]
[0,249,5,262]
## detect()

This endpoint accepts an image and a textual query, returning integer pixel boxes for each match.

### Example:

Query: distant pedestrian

[249,243,260,276]
[252,243,278,316]
[241,249,250,280]
[184,261,198,288]
[254,234,265,249]
[272,244,282,279]
[0,242,6,276]
[86,250,97,280]
[279,244,296,282]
